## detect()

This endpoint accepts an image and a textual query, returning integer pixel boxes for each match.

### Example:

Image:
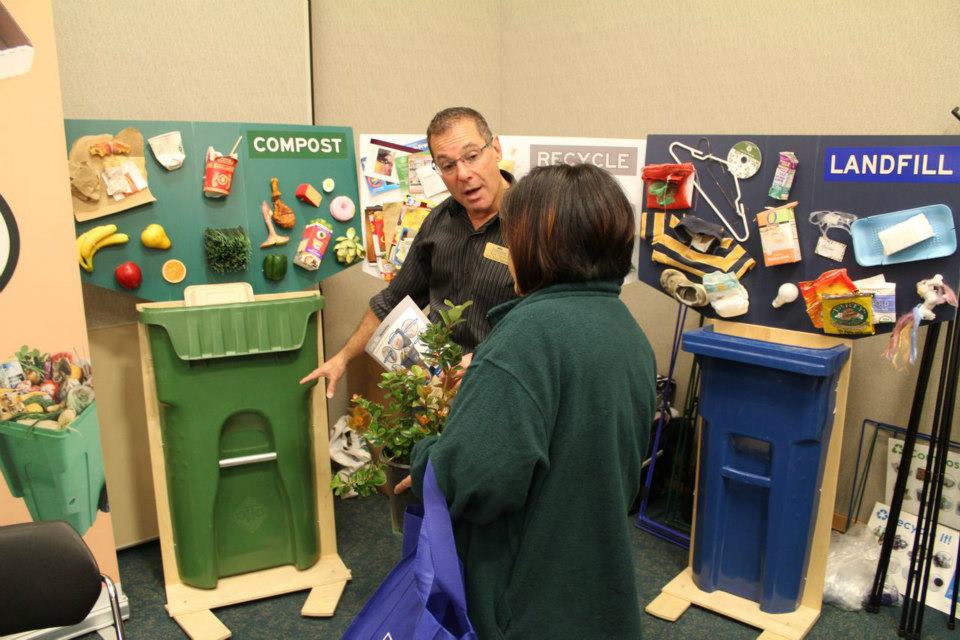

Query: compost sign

[247,130,348,159]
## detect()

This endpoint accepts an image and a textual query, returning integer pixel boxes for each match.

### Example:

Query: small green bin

[0,402,105,536]
[140,293,323,589]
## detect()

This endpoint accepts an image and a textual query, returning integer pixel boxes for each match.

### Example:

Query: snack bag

[822,292,875,335]
[798,268,857,328]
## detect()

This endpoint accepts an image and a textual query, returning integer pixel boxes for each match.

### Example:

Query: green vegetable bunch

[330,300,472,498]
[203,226,251,273]
[15,346,49,381]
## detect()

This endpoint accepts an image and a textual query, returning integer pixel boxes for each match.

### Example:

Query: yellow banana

[78,224,118,263]
[76,227,109,272]
[76,235,90,271]
[85,232,129,272]
[92,232,128,251]
[76,225,123,273]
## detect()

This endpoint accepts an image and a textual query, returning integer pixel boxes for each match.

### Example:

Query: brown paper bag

[68,127,156,222]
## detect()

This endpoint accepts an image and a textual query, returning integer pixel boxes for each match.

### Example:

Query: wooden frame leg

[173,609,231,640]
[757,632,791,640]
[645,592,691,622]
[301,579,348,617]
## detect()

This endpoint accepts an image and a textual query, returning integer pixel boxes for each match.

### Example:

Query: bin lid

[682,326,850,376]
[139,293,323,361]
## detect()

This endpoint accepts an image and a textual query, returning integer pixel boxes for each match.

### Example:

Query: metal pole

[909,319,960,638]
[949,544,959,629]
[636,302,692,547]
[899,321,954,635]
[867,323,941,612]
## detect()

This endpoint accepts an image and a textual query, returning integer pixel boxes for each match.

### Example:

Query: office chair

[0,520,125,638]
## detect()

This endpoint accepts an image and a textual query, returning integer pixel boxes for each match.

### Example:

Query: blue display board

[66,120,361,301]
[638,135,960,337]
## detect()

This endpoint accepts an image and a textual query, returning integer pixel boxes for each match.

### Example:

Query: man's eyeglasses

[433,141,492,176]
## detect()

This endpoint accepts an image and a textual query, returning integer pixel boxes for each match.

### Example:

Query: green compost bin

[0,402,105,536]
[140,293,324,589]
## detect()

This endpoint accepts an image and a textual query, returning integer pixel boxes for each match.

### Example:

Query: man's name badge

[483,242,510,265]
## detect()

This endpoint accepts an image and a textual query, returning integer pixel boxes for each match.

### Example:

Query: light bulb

[772,283,799,308]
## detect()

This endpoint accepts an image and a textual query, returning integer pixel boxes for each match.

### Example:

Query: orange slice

[162,259,186,283]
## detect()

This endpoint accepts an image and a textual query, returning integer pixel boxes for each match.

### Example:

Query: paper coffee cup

[203,147,238,198]
[148,131,185,171]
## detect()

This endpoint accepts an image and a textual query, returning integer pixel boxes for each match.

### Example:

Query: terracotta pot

[384,459,421,534]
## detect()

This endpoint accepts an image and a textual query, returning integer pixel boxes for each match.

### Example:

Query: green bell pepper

[262,253,288,281]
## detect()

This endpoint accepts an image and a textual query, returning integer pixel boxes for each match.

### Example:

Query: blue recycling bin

[683,326,849,614]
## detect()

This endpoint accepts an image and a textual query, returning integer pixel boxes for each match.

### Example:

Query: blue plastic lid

[682,326,850,376]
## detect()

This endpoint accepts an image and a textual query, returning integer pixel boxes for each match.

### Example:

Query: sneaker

[659,268,709,307]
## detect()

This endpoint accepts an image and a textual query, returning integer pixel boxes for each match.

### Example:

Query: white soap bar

[877,213,935,256]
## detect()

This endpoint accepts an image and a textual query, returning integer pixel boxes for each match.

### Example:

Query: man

[301,107,517,397]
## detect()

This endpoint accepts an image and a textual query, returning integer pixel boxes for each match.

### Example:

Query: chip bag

[822,292,875,335]
[798,268,857,328]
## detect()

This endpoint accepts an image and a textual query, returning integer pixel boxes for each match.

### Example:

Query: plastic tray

[851,204,956,267]
[184,282,254,307]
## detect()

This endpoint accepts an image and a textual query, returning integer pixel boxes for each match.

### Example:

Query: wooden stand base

[646,568,819,640]
[167,555,351,639]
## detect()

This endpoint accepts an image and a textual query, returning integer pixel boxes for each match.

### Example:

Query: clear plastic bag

[823,523,900,611]
[329,415,371,498]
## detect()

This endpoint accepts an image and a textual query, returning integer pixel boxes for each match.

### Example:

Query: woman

[407,163,656,640]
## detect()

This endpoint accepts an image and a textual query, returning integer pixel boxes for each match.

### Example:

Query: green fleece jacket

[411,280,656,640]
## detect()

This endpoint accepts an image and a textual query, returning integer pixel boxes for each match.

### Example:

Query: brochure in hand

[365,296,430,371]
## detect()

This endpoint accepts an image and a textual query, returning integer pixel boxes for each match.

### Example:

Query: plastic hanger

[669,141,750,242]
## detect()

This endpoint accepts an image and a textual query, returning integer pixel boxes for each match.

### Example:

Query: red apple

[114,261,142,290]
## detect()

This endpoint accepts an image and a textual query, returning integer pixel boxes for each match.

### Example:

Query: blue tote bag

[342,460,478,640]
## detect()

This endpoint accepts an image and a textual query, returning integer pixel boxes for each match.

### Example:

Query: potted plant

[331,300,472,531]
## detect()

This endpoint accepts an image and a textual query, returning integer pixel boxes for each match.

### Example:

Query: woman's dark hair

[500,163,635,294]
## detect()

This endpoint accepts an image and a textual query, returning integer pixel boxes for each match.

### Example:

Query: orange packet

[798,269,856,328]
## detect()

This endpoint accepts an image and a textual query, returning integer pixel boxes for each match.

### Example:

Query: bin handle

[218,452,277,468]
[720,465,772,488]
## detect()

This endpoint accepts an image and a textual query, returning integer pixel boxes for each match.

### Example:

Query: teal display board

[66,120,361,301]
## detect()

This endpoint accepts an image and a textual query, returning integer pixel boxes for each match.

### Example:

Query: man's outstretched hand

[300,354,347,398]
